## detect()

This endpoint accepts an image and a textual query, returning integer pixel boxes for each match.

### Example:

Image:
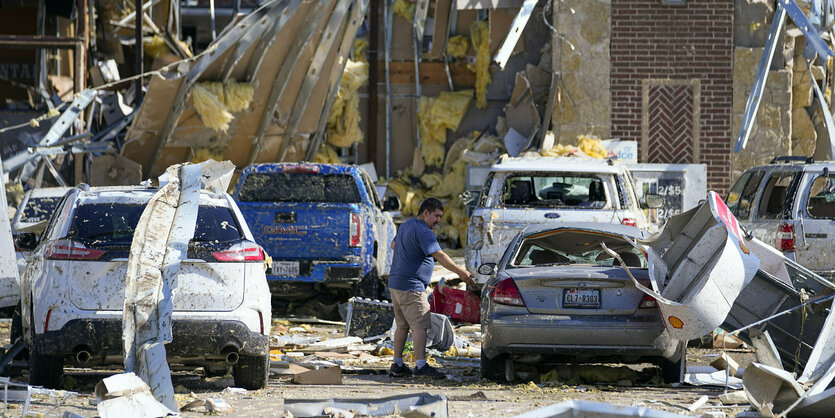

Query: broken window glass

[510,230,645,268]
[733,170,764,220]
[22,196,63,223]
[757,172,798,219]
[807,174,835,219]
[238,173,361,203]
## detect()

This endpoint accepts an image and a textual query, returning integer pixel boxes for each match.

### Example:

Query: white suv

[726,156,835,279]
[16,184,271,389]
[466,157,660,284]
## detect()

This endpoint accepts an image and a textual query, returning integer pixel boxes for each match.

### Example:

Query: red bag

[429,280,480,324]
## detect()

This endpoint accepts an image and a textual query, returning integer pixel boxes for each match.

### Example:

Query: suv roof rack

[769,156,815,164]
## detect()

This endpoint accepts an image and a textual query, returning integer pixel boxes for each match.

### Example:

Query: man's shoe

[414,364,445,379]
[389,363,412,377]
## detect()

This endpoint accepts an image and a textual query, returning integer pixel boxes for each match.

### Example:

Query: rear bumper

[267,260,364,283]
[482,312,678,361]
[33,318,269,361]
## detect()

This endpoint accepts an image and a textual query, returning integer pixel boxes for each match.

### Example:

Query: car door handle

[275,212,296,223]
[805,233,827,239]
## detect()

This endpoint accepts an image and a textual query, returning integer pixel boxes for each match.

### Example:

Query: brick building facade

[610,0,734,192]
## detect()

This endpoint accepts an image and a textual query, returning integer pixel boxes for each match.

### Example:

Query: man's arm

[431,250,475,286]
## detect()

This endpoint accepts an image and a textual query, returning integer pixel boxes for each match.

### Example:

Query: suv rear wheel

[233,355,269,389]
[28,310,63,388]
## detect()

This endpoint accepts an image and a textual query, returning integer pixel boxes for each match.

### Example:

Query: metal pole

[368,0,378,171]
[210,0,217,41]
[384,0,393,178]
[135,0,144,104]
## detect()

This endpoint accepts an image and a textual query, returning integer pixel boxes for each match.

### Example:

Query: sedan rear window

[69,204,243,245]
[21,196,63,223]
[511,230,645,268]
[238,172,360,203]
[502,173,609,208]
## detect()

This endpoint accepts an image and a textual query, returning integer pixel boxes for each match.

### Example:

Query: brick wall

[611,0,734,193]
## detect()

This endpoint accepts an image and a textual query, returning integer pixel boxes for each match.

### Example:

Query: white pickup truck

[466,156,661,284]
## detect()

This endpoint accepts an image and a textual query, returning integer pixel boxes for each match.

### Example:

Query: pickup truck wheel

[480,352,506,381]
[233,355,269,390]
[354,267,379,299]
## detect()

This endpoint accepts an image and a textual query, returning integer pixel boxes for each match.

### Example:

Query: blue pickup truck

[231,163,397,301]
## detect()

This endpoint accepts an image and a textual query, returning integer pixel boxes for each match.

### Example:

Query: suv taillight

[639,294,658,309]
[490,278,526,307]
[45,239,106,260]
[349,212,361,247]
[621,218,637,227]
[212,241,265,262]
[777,223,796,252]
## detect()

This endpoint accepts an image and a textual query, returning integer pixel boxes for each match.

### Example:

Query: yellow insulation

[327,59,369,148]
[469,21,491,109]
[353,39,369,63]
[190,146,226,163]
[224,81,254,112]
[393,0,415,22]
[314,144,342,164]
[446,35,469,58]
[191,84,233,133]
[540,135,608,159]
[418,91,473,167]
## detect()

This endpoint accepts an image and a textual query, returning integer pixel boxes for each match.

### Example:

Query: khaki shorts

[390,288,431,330]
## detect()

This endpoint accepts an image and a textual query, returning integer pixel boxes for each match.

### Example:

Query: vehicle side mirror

[478,263,497,275]
[640,193,664,209]
[15,233,38,251]
[382,195,400,211]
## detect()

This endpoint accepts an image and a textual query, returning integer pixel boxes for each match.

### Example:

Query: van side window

[757,172,797,219]
[731,171,764,219]
[807,175,835,219]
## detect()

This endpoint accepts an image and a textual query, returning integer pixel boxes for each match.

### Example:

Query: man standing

[387,198,475,378]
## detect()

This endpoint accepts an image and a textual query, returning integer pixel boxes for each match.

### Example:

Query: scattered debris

[292,365,343,385]
[510,400,686,418]
[284,393,448,418]
[94,373,175,418]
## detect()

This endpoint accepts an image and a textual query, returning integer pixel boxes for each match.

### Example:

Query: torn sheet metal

[123,0,370,177]
[284,393,448,418]
[606,192,760,341]
[735,5,786,152]
[743,362,805,416]
[511,400,686,418]
[493,0,536,69]
[123,160,232,411]
[95,373,173,418]
[503,72,540,153]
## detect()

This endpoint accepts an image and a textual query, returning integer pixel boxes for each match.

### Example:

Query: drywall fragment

[95,373,174,418]
[292,365,343,385]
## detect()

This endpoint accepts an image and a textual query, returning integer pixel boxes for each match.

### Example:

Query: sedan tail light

[212,241,265,262]
[45,239,106,260]
[621,218,637,227]
[349,212,361,247]
[777,223,796,252]
[490,278,526,307]
[639,294,658,309]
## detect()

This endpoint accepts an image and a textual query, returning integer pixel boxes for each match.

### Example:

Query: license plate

[563,288,600,308]
[272,261,299,276]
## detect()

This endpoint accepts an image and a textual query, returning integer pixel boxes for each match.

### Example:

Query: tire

[10,306,21,344]
[480,352,506,381]
[660,356,685,384]
[233,355,269,390]
[354,267,379,299]
[28,349,63,388]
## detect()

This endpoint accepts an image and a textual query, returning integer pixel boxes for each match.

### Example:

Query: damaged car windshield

[511,230,646,268]
[502,173,609,208]
[22,197,63,223]
[238,172,361,203]
[69,204,243,245]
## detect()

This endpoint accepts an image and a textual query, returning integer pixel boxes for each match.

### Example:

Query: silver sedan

[479,223,685,382]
